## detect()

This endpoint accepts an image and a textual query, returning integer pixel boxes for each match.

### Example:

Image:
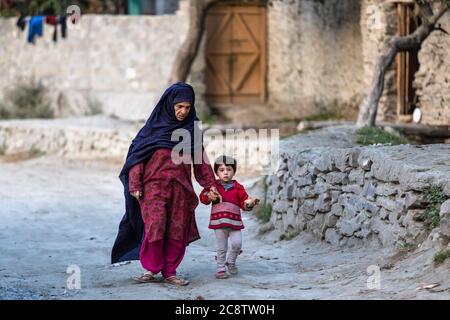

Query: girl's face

[174,102,191,121]
[216,164,235,182]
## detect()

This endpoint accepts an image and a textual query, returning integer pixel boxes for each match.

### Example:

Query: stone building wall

[0,13,189,121]
[360,0,398,123]
[266,127,450,247]
[267,0,365,119]
[414,12,450,125]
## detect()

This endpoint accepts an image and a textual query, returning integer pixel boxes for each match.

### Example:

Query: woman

[111,82,219,286]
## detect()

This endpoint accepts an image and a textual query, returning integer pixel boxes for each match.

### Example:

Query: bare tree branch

[168,0,218,85]
[357,0,450,127]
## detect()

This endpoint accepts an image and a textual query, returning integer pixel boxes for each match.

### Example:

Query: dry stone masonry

[266,127,450,248]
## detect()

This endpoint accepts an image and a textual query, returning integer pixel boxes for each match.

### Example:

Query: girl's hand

[130,191,142,199]
[208,186,221,203]
[244,197,260,209]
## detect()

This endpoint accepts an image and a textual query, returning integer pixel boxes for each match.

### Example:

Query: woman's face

[174,102,191,121]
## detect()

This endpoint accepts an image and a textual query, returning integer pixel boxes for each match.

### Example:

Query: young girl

[199,155,259,279]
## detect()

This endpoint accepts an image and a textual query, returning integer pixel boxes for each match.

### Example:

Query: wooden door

[396,2,420,116]
[205,4,266,104]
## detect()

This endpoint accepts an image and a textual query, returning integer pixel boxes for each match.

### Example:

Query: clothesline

[16,14,70,44]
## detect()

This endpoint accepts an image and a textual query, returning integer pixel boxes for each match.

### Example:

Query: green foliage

[398,241,416,252]
[419,185,448,230]
[0,81,53,119]
[303,111,344,122]
[433,249,450,266]
[355,126,408,146]
[421,207,441,229]
[257,203,272,223]
[425,185,448,205]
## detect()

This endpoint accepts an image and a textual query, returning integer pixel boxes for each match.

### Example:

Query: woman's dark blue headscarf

[111,82,201,264]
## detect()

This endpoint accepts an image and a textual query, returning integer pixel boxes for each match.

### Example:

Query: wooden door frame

[395,1,421,117]
[204,2,268,105]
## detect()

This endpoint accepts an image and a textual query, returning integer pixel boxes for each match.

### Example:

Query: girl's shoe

[215,271,229,279]
[226,263,238,275]
[164,276,190,286]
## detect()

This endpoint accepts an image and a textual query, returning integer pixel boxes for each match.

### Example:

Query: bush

[433,249,450,266]
[419,186,449,229]
[355,126,408,146]
[0,81,53,119]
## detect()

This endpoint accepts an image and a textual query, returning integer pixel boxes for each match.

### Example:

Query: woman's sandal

[215,271,229,279]
[164,276,190,286]
[132,271,159,283]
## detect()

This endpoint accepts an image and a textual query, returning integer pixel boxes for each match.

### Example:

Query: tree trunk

[357,0,449,127]
[168,0,217,84]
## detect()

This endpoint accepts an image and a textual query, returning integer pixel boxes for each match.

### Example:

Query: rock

[338,219,361,236]
[379,208,390,220]
[297,175,313,187]
[325,172,348,185]
[440,199,450,218]
[284,207,296,231]
[360,158,373,171]
[342,184,363,194]
[311,153,333,172]
[348,168,365,186]
[325,228,341,246]
[362,181,377,201]
[375,183,398,196]
[402,191,428,210]
[314,192,332,212]
[376,196,399,212]
[330,190,341,204]
[299,199,315,218]
[330,203,343,216]
[272,199,288,213]
[313,181,331,195]
[440,200,450,236]
[324,212,339,227]
[310,214,326,239]
[285,179,296,200]
[296,185,316,199]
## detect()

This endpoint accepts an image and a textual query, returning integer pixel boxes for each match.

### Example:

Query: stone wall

[0,13,189,121]
[360,0,397,123]
[414,11,450,125]
[266,127,450,247]
[267,0,365,119]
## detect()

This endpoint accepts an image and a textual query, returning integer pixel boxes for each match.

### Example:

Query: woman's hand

[130,191,142,200]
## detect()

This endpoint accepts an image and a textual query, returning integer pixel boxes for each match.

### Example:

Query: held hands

[208,186,222,203]
[130,190,142,200]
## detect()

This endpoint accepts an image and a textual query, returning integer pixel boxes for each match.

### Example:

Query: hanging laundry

[16,15,27,31]
[45,15,58,42]
[27,16,44,44]
[59,15,67,39]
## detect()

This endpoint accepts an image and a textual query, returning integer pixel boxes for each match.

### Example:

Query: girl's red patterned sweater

[200,179,251,230]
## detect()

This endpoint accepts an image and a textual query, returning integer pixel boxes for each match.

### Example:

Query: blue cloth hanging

[27,16,44,44]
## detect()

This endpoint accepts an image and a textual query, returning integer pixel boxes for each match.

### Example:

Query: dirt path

[1,156,449,300]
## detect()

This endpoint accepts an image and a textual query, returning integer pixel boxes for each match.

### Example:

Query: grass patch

[433,249,450,266]
[419,185,449,229]
[355,126,408,146]
[256,203,272,223]
[302,111,344,122]
[253,176,272,223]
[0,80,53,119]
[398,241,416,253]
